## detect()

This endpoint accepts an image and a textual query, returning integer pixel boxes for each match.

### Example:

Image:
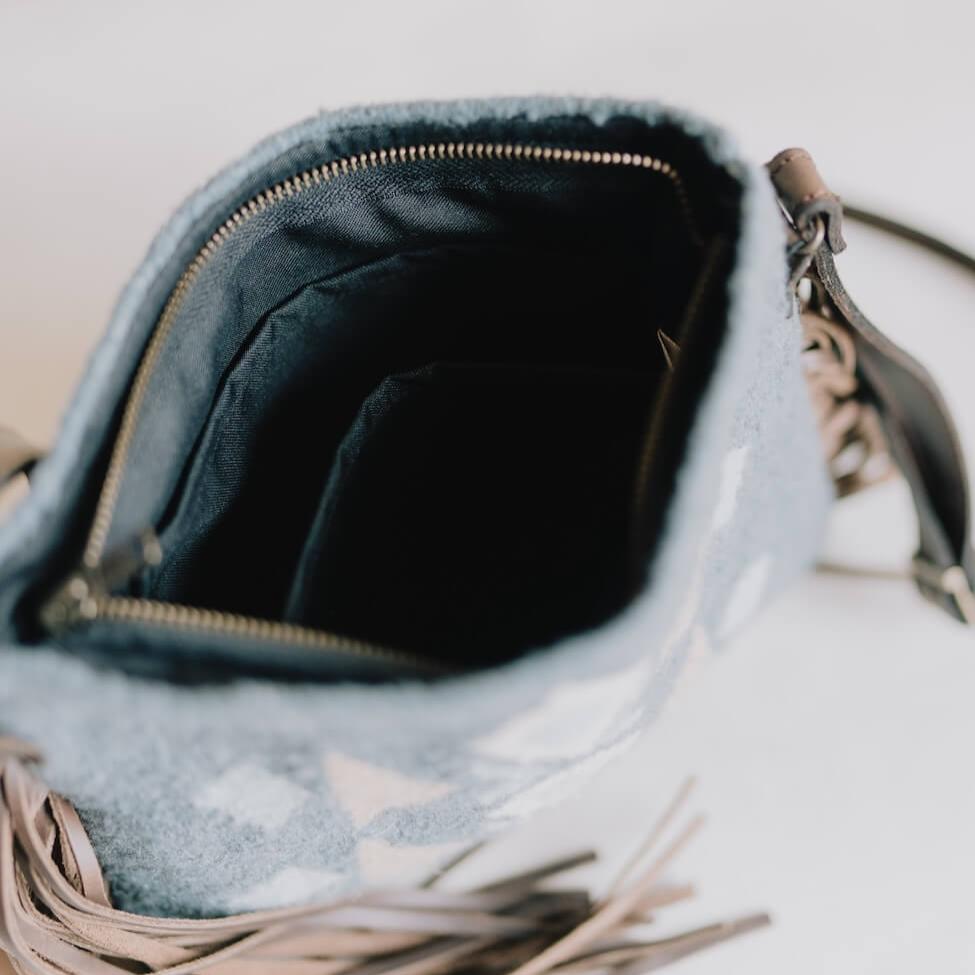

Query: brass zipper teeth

[74,138,698,666]
[83,141,696,567]
[88,596,439,673]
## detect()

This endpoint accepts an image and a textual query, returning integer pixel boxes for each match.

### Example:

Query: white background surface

[2,2,974,970]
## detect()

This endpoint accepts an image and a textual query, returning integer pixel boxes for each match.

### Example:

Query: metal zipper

[45,139,700,672]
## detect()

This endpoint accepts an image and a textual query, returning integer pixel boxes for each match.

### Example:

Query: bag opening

[35,116,744,678]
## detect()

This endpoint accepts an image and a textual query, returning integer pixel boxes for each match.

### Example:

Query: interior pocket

[284,360,664,667]
[140,235,684,620]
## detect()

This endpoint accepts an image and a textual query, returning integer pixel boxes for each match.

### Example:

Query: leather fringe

[0,737,768,974]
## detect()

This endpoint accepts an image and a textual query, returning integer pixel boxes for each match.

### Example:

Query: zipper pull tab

[41,530,162,632]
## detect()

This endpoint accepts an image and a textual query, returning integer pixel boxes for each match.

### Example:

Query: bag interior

[70,118,743,674]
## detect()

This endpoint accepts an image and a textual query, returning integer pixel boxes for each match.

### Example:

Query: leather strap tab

[767,148,846,255]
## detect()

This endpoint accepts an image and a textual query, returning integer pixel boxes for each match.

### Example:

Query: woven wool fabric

[0,98,832,917]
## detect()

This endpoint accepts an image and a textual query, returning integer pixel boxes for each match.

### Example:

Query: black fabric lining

[144,232,692,644]
[283,361,664,665]
[122,163,697,576]
[110,128,744,674]
[7,112,748,680]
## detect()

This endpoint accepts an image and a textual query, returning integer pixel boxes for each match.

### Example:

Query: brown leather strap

[770,148,975,624]
[843,205,975,276]
[0,428,42,490]
[813,242,975,623]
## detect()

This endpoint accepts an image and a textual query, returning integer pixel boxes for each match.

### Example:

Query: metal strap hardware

[913,558,975,625]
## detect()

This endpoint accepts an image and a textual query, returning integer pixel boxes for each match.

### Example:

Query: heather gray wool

[0,98,833,918]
